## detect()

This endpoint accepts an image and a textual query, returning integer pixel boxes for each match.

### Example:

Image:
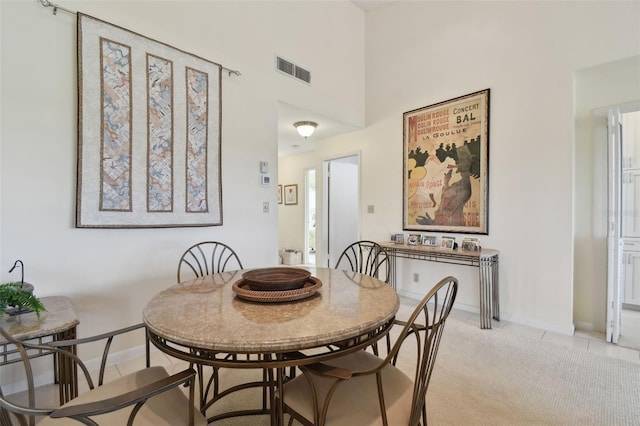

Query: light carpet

[205,316,640,426]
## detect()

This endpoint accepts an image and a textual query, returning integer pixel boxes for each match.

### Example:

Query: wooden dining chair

[334,240,391,285]
[177,241,244,283]
[0,323,206,426]
[279,276,458,426]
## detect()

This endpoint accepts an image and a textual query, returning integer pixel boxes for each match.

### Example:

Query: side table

[0,296,79,404]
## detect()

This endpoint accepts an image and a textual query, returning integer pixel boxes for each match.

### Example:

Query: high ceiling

[277,1,395,157]
[277,102,359,158]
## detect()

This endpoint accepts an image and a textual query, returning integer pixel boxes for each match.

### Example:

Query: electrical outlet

[367,205,375,213]
[263,202,269,213]
[413,273,419,282]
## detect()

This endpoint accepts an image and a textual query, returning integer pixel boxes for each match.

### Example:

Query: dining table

[143,266,399,424]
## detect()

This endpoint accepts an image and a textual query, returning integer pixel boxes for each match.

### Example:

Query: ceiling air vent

[275,55,311,85]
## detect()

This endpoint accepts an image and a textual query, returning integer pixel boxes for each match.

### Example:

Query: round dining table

[143,266,399,424]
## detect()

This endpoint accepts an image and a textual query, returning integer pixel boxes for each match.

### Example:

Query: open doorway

[607,104,640,350]
[305,168,316,265]
[322,155,360,267]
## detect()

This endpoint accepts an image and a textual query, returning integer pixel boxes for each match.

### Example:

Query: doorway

[607,104,640,349]
[322,155,360,267]
[305,168,316,265]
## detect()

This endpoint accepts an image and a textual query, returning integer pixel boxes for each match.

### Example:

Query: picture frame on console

[441,236,456,250]
[421,235,437,246]
[462,238,481,251]
[403,89,490,235]
[407,234,420,245]
[391,233,404,244]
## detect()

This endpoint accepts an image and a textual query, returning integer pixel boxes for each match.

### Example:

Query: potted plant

[0,282,45,318]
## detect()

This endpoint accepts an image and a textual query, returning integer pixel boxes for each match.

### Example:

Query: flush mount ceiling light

[294,121,318,139]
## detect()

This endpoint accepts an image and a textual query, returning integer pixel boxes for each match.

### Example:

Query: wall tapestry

[76,13,222,228]
[403,89,489,234]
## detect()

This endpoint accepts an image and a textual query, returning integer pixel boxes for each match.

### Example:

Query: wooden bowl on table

[242,267,311,291]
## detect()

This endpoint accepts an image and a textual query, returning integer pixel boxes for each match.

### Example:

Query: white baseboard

[574,320,595,332]
[397,288,480,316]
[397,289,575,335]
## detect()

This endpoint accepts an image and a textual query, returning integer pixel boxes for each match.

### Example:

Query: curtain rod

[37,0,242,77]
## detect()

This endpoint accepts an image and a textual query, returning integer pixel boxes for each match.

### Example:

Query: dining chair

[334,240,391,285]
[334,240,394,356]
[177,241,244,283]
[0,323,206,426]
[279,275,458,426]
[177,241,250,412]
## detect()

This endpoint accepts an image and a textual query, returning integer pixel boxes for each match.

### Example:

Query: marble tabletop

[0,296,79,344]
[143,267,399,354]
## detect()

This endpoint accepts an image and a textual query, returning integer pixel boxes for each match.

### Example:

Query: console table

[0,296,79,403]
[380,242,499,329]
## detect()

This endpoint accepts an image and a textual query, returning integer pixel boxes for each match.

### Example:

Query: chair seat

[39,366,207,425]
[283,350,413,426]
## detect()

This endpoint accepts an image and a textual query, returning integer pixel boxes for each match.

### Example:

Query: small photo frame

[441,236,456,250]
[284,184,298,205]
[421,235,437,246]
[407,234,420,245]
[278,185,283,204]
[391,233,404,244]
[462,239,481,251]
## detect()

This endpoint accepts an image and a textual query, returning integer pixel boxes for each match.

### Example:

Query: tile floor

[4,298,640,422]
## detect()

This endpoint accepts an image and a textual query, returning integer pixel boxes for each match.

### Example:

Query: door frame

[321,153,361,268]
[603,101,640,343]
[605,106,623,343]
[304,168,316,265]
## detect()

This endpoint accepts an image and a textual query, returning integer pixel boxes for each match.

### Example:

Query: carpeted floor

[423,318,640,425]
[207,316,640,426]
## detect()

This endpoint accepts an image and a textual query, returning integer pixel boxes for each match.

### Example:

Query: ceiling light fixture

[294,121,318,139]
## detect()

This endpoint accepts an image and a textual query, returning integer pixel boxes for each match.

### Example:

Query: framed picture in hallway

[403,89,490,234]
[284,184,298,205]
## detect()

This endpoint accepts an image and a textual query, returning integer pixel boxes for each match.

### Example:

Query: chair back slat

[384,276,457,426]
[334,240,391,285]
[177,241,244,282]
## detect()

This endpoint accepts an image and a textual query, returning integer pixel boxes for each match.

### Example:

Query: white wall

[280,0,640,333]
[0,0,364,370]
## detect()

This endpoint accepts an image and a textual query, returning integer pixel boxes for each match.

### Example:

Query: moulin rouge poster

[403,89,489,234]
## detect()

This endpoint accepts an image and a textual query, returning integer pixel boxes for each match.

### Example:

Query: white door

[606,107,623,343]
[324,156,359,267]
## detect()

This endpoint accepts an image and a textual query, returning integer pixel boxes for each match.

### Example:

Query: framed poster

[403,89,489,234]
[278,185,283,204]
[76,14,222,228]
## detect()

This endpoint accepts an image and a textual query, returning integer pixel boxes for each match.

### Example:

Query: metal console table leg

[382,243,500,330]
